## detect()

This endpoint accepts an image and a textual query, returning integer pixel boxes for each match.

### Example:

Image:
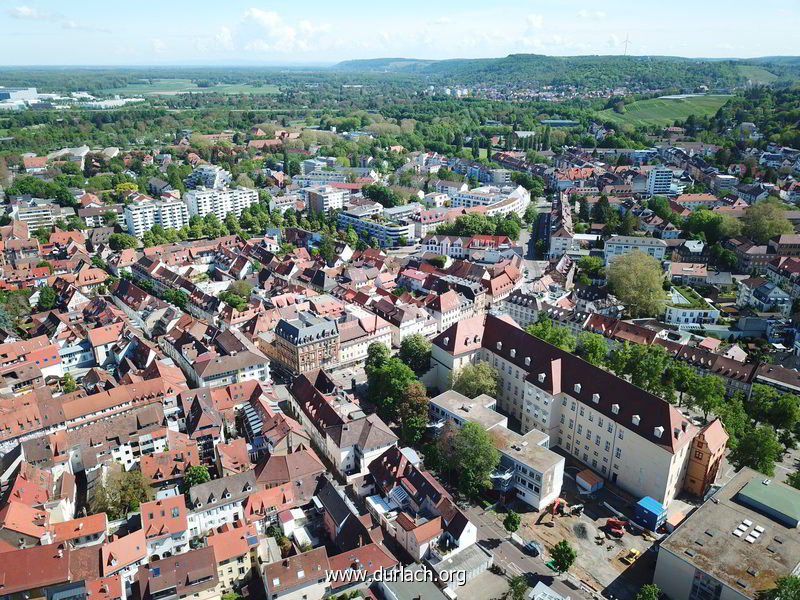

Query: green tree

[688,374,725,421]
[318,234,336,263]
[756,575,800,600]
[551,540,577,573]
[451,361,499,399]
[787,471,800,490]
[453,421,500,497]
[506,575,528,600]
[667,361,696,407]
[368,357,417,422]
[397,382,429,445]
[578,256,606,280]
[90,470,152,519]
[365,342,390,374]
[729,425,782,476]
[36,286,57,311]
[742,201,793,244]
[61,373,77,393]
[398,334,432,374]
[627,344,670,396]
[526,317,577,353]
[636,584,662,600]
[183,465,211,490]
[716,393,750,451]
[607,250,666,317]
[608,342,634,377]
[503,510,521,533]
[579,332,607,366]
[768,393,800,435]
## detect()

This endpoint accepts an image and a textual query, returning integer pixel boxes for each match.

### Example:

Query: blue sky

[1,0,798,65]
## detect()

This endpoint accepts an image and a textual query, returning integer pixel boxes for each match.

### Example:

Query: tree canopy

[607,250,666,317]
[451,361,499,399]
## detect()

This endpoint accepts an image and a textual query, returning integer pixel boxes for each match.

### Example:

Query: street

[463,504,591,600]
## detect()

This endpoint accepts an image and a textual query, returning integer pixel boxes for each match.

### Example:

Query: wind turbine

[623,35,631,56]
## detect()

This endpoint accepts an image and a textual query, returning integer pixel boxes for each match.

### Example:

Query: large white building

[451,185,530,217]
[429,314,725,507]
[185,164,232,189]
[307,185,346,215]
[604,235,668,266]
[646,168,673,196]
[430,390,564,511]
[184,186,259,220]
[124,197,189,237]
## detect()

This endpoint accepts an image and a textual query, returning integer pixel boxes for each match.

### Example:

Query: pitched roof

[51,513,108,543]
[101,530,147,575]
[140,496,187,540]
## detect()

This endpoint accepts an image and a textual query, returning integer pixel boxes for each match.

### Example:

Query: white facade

[125,199,189,237]
[185,165,232,189]
[647,168,673,196]
[604,235,667,266]
[184,186,259,220]
[307,186,346,215]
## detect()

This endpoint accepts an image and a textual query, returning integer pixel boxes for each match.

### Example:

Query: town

[0,20,800,600]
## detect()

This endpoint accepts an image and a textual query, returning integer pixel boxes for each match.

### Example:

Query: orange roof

[0,500,49,538]
[141,496,187,540]
[87,575,121,600]
[207,521,258,564]
[88,322,124,347]
[216,438,251,474]
[140,445,200,482]
[9,462,53,506]
[243,485,295,524]
[328,543,398,589]
[101,530,147,575]
[700,418,729,454]
[51,513,108,542]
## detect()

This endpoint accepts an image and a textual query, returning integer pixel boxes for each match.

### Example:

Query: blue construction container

[633,496,667,531]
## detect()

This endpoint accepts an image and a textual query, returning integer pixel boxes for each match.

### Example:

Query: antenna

[623,35,631,56]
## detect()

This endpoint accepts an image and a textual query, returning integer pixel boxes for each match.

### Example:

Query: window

[615,448,622,459]
[579,406,585,416]
[595,435,601,446]
[172,507,180,518]
[569,419,574,428]
[560,415,565,424]
[608,423,613,433]
[605,441,611,451]
[598,417,604,428]
[588,413,593,422]
[695,451,704,460]
[577,425,582,434]
[618,430,624,440]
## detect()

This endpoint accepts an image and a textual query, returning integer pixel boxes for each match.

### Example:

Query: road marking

[507,562,523,575]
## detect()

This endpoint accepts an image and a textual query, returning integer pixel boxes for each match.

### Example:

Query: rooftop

[430,390,508,431]
[660,467,800,593]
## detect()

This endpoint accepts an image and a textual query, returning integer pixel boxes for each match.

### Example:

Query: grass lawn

[106,78,279,95]
[735,65,779,84]
[597,95,731,128]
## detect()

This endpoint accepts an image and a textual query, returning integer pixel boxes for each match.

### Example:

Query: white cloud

[9,5,53,19]
[432,17,451,24]
[215,26,233,50]
[62,19,77,29]
[578,9,607,19]
[527,13,544,29]
[151,38,167,54]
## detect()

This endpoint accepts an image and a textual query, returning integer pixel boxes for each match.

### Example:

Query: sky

[1,0,798,66]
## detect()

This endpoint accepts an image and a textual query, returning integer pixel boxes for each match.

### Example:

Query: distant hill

[333,54,800,89]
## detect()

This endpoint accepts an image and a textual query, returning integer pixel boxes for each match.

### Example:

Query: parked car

[524,540,542,557]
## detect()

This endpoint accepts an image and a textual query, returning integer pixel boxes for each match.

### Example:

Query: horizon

[2,0,799,66]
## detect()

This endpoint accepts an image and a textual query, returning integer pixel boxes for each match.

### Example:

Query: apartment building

[499,290,543,328]
[136,547,220,600]
[187,470,257,534]
[185,164,232,189]
[604,235,667,266]
[337,206,414,247]
[646,167,673,196]
[430,390,564,511]
[430,315,724,506]
[184,186,259,220]
[207,523,258,593]
[11,199,70,230]
[125,197,189,237]
[664,286,721,326]
[140,495,189,558]
[307,186,346,215]
[451,185,530,217]
[271,312,340,375]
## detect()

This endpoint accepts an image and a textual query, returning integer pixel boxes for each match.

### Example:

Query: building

[185,165,232,189]
[307,186,346,215]
[654,468,800,600]
[430,390,564,511]
[187,470,257,535]
[271,312,340,375]
[737,277,792,316]
[604,235,667,266]
[136,547,219,600]
[184,187,259,220]
[337,206,414,247]
[430,315,724,506]
[647,167,673,196]
[664,286,720,327]
[125,197,189,237]
[262,546,329,600]
[12,199,71,230]
[207,522,258,592]
[140,495,189,559]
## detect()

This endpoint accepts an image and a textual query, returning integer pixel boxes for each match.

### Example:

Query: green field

[735,65,779,84]
[106,78,280,95]
[597,95,731,128]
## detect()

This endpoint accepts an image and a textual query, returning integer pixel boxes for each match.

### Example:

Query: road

[464,504,590,600]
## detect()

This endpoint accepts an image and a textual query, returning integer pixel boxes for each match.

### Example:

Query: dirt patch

[573,522,594,540]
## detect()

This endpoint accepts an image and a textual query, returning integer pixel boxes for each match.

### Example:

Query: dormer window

[632,415,640,426]
[497,342,502,350]
[611,404,619,414]
[574,383,581,394]
[538,373,545,383]
[510,349,516,358]
[525,357,531,366]
[592,393,599,404]
[654,426,664,438]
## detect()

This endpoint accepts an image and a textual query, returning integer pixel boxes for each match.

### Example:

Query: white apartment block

[307,185,346,215]
[185,164,232,189]
[337,209,414,246]
[184,186,259,220]
[431,315,708,507]
[292,170,349,187]
[646,168,673,196]
[604,235,668,266]
[451,185,530,218]
[125,198,189,237]
[429,390,564,511]
[12,201,67,230]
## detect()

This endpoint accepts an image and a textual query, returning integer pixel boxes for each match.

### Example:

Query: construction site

[505,466,678,597]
